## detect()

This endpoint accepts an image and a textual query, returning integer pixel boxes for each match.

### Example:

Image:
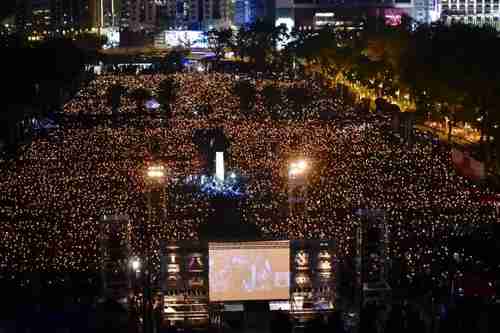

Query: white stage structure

[215,151,225,182]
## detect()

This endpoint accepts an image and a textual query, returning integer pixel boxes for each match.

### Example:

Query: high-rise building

[32,3,52,35]
[234,0,271,26]
[94,0,122,29]
[15,0,100,37]
[15,0,33,34]
[119,0,159,31]
[234,0,250,25]
[157,0,231,30]
[49,0,94,32]
[440,0,500,29]
[272,0,441,30]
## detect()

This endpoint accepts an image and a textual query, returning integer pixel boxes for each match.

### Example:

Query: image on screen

[209,241,290,302]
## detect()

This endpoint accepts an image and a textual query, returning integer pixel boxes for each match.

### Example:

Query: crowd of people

[0,73,498,295]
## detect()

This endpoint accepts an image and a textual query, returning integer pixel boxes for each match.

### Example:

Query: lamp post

[143,165,166,333]
[131,258,141,272]
[288,159,308,179]
[129,257,141,301]
[288,159,309,215]
[131,258,141,289]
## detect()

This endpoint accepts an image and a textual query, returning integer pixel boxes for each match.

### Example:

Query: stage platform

[157,240,337,330]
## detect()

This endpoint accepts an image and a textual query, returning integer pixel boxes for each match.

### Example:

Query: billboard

[165,30,208,48]
[209,241,290,302]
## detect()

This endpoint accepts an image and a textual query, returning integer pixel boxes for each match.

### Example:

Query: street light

[131,258,141,272]
[288,159,309,214]
[146,165,166,180]
[289,159,309,178]
[143,164,166,333]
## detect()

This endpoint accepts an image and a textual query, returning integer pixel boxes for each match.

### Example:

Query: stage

[157,240,337,331]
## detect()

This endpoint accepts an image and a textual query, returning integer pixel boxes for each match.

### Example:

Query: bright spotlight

[131,259,141,271]
[296,160,307,170]
[146,165,165,179]
[289,159,309,177]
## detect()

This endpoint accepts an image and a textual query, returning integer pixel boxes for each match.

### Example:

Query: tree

[456,25,500,166]
[106,83,126,114]
[411,23,483,142]
[157,76,177,117]
[161,49,190,73]
[31,38,87,113]
[73,32,108,51]
[207,28,234,62]
[233,80,257,115]
[234,20,288,71]
[286,86,312,119]
[287,26,339,78]
[261,84,282,118]
[129,87,151,113]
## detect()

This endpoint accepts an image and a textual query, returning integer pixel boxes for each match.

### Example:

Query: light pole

[288,159,309,215]
[129,257,141,309]
[131,258,141,272]
[143,165,166,333]
[288,159,308,178]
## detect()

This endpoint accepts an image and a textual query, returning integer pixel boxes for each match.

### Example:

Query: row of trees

[304,21,500,168]
[208,18,500,171]
[109,74,316,121]
[106,76,178,117]
[232,79,326,120]
[207,21,289,73]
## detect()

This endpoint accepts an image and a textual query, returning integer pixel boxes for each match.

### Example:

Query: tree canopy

[233,80,257,115]
[207,28,234,62]
[160,49,190,74]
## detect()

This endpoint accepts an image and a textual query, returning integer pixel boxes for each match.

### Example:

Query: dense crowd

[0,73,498,290]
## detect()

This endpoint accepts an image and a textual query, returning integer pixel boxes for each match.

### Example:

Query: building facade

[15,0,98,36]
[31,4,52,35]
[157,0,231,30]
[234,0,271,25]
[440,0,500,28]
[94,0,122,29]
[15,0,33,34]
[119,0,159,31]
[48,0,94,31]
[273,0,441,30]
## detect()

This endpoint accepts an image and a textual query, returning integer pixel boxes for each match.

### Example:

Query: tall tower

[120,0,159,31]
[47,0,94,32]
[287,159,309,215]
[441,0,500,30]
[234,0,251,26]
[94,0,121,29]
[156,0,231,30]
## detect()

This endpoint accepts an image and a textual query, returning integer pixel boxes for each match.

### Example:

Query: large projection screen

[209,241,290,302]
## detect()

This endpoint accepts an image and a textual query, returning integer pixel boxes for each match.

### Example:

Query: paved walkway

[415,124,475,147]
